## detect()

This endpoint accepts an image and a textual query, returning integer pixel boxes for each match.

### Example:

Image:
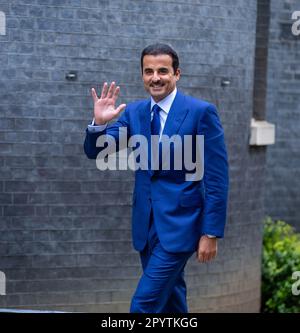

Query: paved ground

[0,309,65,313]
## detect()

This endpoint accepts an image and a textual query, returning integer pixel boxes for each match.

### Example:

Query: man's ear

[175,68,181,81]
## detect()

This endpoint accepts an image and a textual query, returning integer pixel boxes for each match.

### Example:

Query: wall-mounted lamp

[221,78,231,87]
[65,71,78,81]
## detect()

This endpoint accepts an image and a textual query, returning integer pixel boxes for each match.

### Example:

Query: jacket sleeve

[83,107,130,160]
[199,103,229,238]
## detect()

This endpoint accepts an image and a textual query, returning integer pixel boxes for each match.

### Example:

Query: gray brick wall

[0,0,263,312]
[265,0,300,231]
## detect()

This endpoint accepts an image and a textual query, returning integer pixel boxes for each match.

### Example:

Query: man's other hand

[197,235,217,263]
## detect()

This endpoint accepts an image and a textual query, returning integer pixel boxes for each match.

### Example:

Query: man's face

[142,54,180,102]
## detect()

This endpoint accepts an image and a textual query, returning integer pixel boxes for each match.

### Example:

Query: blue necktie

[151,104,162,171]
[151,104,161,136]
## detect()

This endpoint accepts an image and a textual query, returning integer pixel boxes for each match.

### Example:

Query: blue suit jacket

[84,91,229,253]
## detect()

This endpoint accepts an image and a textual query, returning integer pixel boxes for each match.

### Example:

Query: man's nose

[152,72,160,82]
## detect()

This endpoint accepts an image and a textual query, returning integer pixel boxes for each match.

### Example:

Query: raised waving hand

[91,82,126,125]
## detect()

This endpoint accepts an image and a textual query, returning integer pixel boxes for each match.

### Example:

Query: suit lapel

[139,99,153,176]
[161,91,189,138]
[139,99,151,139]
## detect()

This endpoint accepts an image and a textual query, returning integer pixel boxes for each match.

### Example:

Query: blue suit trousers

[130,212,194,313]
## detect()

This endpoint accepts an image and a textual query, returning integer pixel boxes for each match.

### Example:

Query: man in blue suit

[84,43,229,313]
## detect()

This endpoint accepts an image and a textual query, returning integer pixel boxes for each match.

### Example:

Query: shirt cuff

[206,234,217,238]
[87,118,107,133]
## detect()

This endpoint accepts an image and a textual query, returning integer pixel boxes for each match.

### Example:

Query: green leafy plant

[261,217,300,313]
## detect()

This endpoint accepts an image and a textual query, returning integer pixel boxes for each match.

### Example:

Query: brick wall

[265,0,300,231]
[0,0,262,312]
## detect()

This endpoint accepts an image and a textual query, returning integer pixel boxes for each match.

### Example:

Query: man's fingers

[115,103,126,115]
[101,82,108,99]
[107,81,115,98]
[91,88,98,103]
[197,251,205,263]
[99,81,119,99]
[112,86,120,101]
[198,251,217,263]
